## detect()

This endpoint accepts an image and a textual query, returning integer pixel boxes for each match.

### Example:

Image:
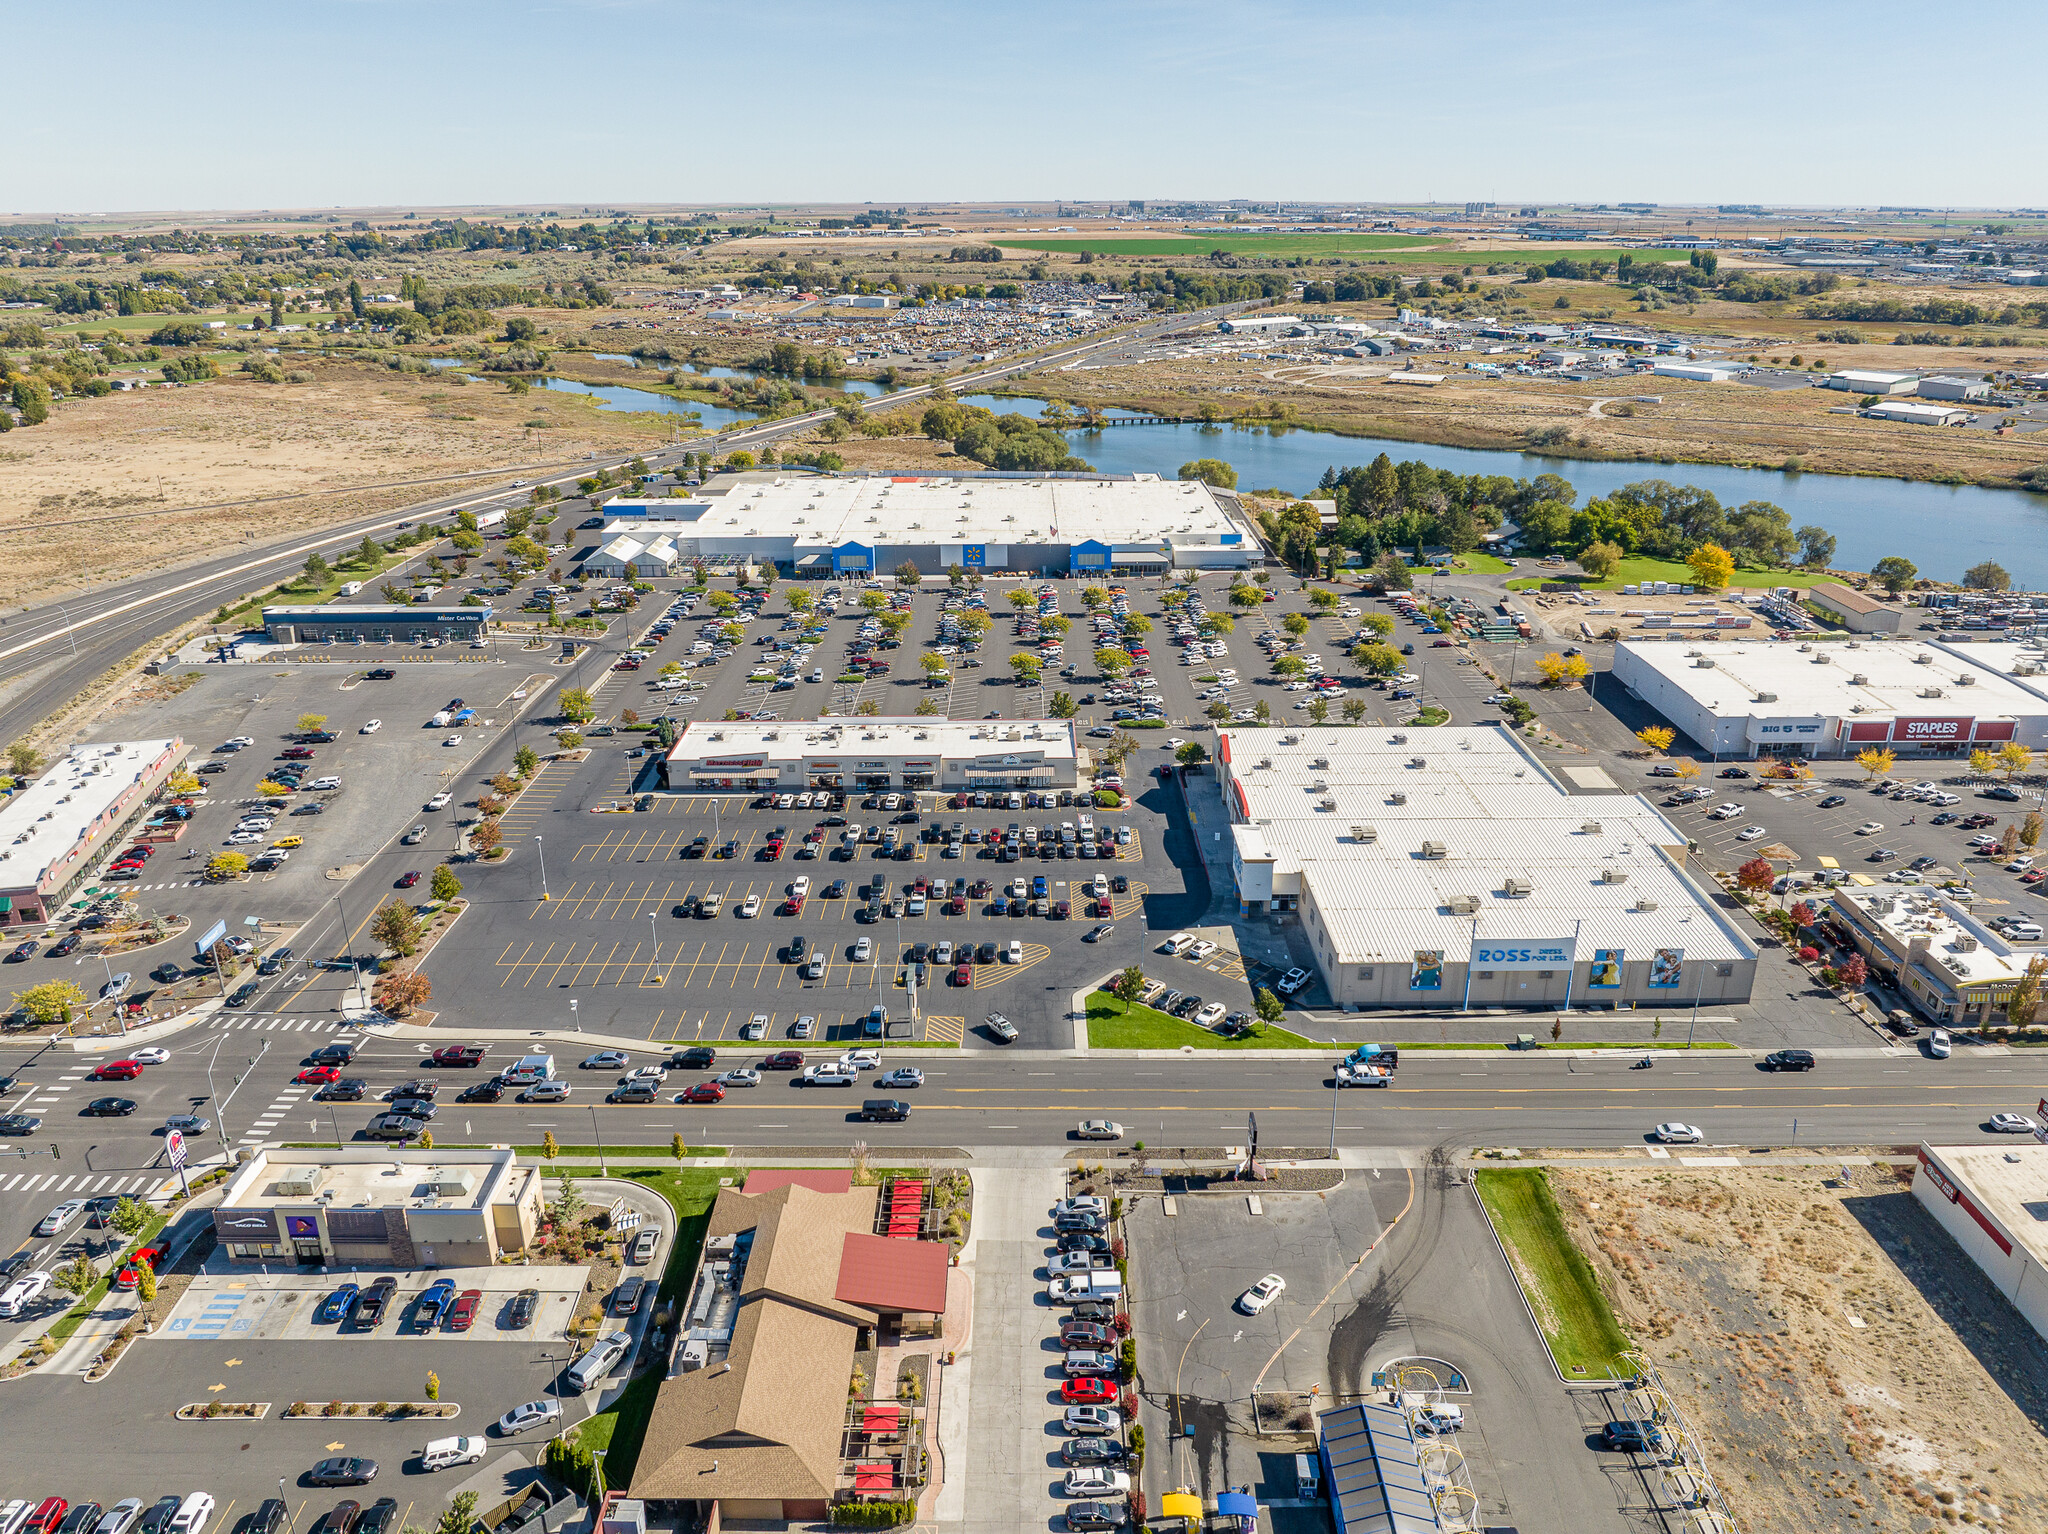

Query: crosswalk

[127,880,206,891]
[238,1085,308,1146]
[195,1015,343,1033]
[0,1170,176,1199]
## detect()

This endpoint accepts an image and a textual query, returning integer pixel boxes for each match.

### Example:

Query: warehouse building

[1919,376,1993,402]
[1651,359,1748,383]
[1867,400,1971,426]
[211,1148,543,1267]
[0,738,184,928]
[599,472,1262,577]
[1806,581,1907,635]
[1825,369,1919,394]
[1214,726,1755,1011]
[661,717,1079,792]
[1827,888,2033,1027]
[1611,638,2048,759]
[262,603,492,643]
[1912,1145,2048,1346]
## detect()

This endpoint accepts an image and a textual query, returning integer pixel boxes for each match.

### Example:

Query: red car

[764,1051,805,1070]
[682,1081,725,1104]
[447,1289,482,1331]
[1061,1377,1118,1405]
[91,1060,144,1081]
[114,1243,167,1291]
[953,963,973,987]
[396,871,421,888]
[123,846,155,860]
[948,897,966,915]
[296,1065,341,1085]
[431,1045,488,1068]
[783,897,805,915]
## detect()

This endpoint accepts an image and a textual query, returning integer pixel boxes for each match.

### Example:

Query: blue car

[317,1282,361,1324]
[415,1278,457,1328]
[1031,876,1048,899]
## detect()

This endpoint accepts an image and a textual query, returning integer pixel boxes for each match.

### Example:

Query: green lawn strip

[48,1209,170,1341]
[991,234,1448,257]
[1086,992,1322,1050]
[1474,1168,1631,1380]
[1506,556,1836,594]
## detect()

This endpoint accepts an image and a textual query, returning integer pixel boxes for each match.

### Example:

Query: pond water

[959,399,2048,588]
[594,355,889,398]
[534,377,763,433]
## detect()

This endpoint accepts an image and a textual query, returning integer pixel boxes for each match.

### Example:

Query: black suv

[788,934,808,963]
[671,1046,716,1070]
[1763,1050,1815,1071]
[1603,1420,1666,1454]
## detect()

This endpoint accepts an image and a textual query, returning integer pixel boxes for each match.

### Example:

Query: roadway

[0,302,1249,747]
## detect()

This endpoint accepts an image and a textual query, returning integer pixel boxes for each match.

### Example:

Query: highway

[0,302,1244,747]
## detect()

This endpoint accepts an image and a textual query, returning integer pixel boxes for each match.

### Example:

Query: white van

[170,1494,215,1534]
[567,1331,631,1392]
[421,1436,486,1472]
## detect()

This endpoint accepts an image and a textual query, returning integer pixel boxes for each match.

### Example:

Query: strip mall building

[661,718,1080,793]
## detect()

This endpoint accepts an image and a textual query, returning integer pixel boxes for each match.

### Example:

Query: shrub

[323,1399,343,1417]
[1798,946,1820,963]
[828,1503,915,1528]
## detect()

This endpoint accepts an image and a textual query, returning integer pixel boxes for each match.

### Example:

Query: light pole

[331,891,364,1012]
[588,1104,608,1177]
[647,910,662,984]
[279,1482,294,1534]
[1686,960,1708,1049]
[1328,1038,1341,1155]
[536,835,549,901]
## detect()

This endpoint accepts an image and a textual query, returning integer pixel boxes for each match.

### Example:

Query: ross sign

[1470,937,1576,971]
[1409,951,1444,991]
[1891,717,1973,744]
[165,1129,186,1168]
[1588,949,1624,988]
[1648,947,1685,989]
[194,920,227,959]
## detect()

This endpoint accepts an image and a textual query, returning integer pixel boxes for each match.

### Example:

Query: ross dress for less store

[1612,639,2048,759]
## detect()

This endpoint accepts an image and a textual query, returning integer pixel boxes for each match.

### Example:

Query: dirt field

[0,359,662,610]
[1548,1163,2048,1533]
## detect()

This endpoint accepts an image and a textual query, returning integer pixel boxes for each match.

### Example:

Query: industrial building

[660,717,1079,792]
[210,1148,543,1267]
[1912,1145,2048,1346]
[1827,888,2034,1027]
[1825,369,1918,394]
[262,603,492,643]
[1806,581,1907,635]
[597,473,1261,577]
[0,739,183,928]
[1610,638,2048,758]
[635,1170,951,1521]
[1867,400,1971,426]
[1919,376,1993,402]
[1214,726,1756,1011]
[1651,359,1747,383]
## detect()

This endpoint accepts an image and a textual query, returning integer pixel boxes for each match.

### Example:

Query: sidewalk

[1173,767,1240,920]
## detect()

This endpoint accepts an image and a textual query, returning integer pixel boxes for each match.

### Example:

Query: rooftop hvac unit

[273,1167,328,1198]
[1389,733,1408,744]
[1409,757,1427,769]
[1851,674,1869,685]
[1633,899,1659,912]
[1419,840,1448,860]
[1913,653,1933,664]
[1311,757,1329,770]
[1311,779,1328,792]
[1256,758,1272,770]
[1600,869,1629,884]
[1445,895,1481,915]
[1959,673,1977,686]
[1318,797,1337,811]
[1797,643,1812,652]
[1811,653,1831,664]
[1349,824,1377,843]
[1580,820,1603,835]
[1503,876,1533,898]
[1754,692,1778,703]
[1694,658,1716,669]
[1954,935,1980,952]
[1389,791,1408,805]
[1920,687,1945,699]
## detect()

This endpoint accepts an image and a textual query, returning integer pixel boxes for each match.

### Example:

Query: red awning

[853,1464,896,1492]
[836,1230,951,1315]
[862,1405,904,1434]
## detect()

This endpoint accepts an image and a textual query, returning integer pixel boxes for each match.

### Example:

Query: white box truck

[505,1053,556,1085]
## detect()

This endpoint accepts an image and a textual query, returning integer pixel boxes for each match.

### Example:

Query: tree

[1206,701,1231,722]
[9,979,85,1027]
[558,688,595,723]
[1112,965,1147,1012]
[206,851,249,881]
[1970,748,1998,778]
[1308,698,1330,724]
[371,899,424,956]
[1735,857,1776,896]
[556,729,583,751]
[1010,653,1042,684]
[2022,812,2043,852]
[1104,731,1141,770]
[430,866,463,903]
[1964,561,2012,592]
[1308,588,1339,613]
[1204,613,1235,636]
[1229,585,1262,610]
[52,1253,97,1299]
[2008,955,2048,1030]
[541,1131,559,1163]
[1672,758,1700,782]
[1048,691,1076,719]
[1255,987,1284,1025]
[1282,612,1311,638]
[1362,452,1400,514]
[913,697,941,716]
[1372,551,1413,591]
[382,972,432,1017]
[110,1196,150,1239]
[1094,647,1132,678]
[1342,698,1367,723]
[302,553,330,587]
[1796,525,1836,570]
[1635,726,1675,753]
[13,377,52,425]
[136,1263,157,1303]
[257,780,293,799]
[551,1172,585,1221]
[1273,656,1307,679]
[1008,589,1036,611]
[1685,542,1734,591]
[1854,747,1896,781]
[1175,741,1210,768]
[894,561,922,590]
[1352,642,1403,677]
[1870,556,1918,595]
[1839,953,1868,989]
[1081,587,1109,611]
[504,317,538,343]
[296,713,329,736]
[434,1494,476,1534]
[1177,458,1237,489]
[7,742,46,778]
[1122,613,1153,637]
[1576,540,1624,581]
[514,744,540,778]
[1536,652,1590,688]
[1360,614,1393,637]
[2000,741,2035,780]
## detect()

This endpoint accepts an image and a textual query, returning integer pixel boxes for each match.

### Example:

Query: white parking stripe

[91,1176,110,1191]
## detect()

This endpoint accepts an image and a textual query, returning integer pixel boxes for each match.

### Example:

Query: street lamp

[647,910,662,984]
[1328,1038,1341,1155]
[588,1105,608,1177]
[536,835,549,901]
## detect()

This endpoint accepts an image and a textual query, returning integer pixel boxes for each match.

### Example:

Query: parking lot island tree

[1635,726,1675,752]
[1999,741,2035,780]
[206,851,249,881]
[1536,652,1590,688]
[557,688,596,724]
[371,899,424,957]
[513,744,540,778]
[381,972,432,1017]
[1048,691,1077,719]
[296,713,329,736]
[11,979,87,1027]
[1855,747,1896,781]
[1255,987,1284,1026]
[1112,965,1147,1013]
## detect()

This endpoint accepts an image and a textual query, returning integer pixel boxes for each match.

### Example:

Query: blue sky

[14,0,2048,214]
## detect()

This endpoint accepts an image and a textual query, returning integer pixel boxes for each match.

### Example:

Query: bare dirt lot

[1548,1163,2048,1533]
[0,360,661,610]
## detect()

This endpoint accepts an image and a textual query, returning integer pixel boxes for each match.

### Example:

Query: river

[954,395,2048,588]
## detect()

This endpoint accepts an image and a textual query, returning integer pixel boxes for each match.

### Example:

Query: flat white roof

[1924,1145,2048,1268]
[222,1146,520,1215]
[1615,639,2048,722]
[604,473,1253,553]
[670,716,1076,769]
[1833,887,2030,991]
[0,740,178,893]
[1219,726,1751,964]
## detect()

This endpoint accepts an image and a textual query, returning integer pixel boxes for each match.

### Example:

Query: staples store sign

[1891,717,1973,744]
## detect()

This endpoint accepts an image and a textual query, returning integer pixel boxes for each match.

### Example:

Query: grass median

[1474,1167,1631,1380]
[1086,991,1323,1050]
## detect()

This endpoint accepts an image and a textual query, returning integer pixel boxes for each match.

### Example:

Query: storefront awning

[1216,1493,1258,1518]
[1159,1494,1204,1521]
[1114,552,1170,566]
[852,1464,896,1492]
